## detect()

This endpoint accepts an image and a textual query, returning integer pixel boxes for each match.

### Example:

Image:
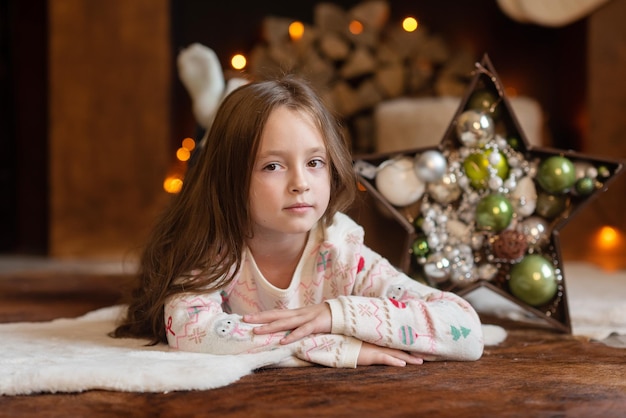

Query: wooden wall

[48,0,171,258]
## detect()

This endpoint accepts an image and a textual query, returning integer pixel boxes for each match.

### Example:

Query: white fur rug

[0,305,506,396]
[0,306,290,396]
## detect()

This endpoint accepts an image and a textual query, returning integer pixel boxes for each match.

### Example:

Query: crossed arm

[243,303,424,367]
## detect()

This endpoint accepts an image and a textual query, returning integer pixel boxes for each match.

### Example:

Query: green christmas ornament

[463,150,509,189]
[475,194,514,232]
[507,136,521,150]
[468,89,501,118]
[463,153,490,189]
[411,236,429,257]
[536,156,576,194]
[574,177,595,196]
[597,165,611,179]
[509,255,558,306]
[535,192,569,219]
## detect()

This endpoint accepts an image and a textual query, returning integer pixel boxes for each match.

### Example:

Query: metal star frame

[350,54,624,333]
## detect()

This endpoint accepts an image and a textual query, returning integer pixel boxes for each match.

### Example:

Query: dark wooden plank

[0,272,133,323]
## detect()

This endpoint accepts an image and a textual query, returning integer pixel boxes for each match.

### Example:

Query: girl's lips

[285,203,312,209]
[284,203,313,213]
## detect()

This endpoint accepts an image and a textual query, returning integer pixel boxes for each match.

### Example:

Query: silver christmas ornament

[456,110,495,147]
[448,244,477,286]
[414,150,447,182]
[519,216,550,249]
[427,173,462,204]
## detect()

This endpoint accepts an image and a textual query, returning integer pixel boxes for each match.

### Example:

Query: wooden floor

[1,268,625,417]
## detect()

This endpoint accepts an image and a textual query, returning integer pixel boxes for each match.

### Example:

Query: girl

[113,76,483,367]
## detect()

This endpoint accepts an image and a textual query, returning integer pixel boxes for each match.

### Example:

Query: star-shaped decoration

[351,54,624,333]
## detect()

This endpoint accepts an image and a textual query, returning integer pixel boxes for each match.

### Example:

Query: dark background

[0,0,586,254]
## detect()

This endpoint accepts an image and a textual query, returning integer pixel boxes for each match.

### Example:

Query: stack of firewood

[247,1,475,152]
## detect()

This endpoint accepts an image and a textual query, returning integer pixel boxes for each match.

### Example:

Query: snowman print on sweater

[214,315,254,341]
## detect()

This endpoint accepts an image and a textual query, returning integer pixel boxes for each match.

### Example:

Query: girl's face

[249,106,331,241]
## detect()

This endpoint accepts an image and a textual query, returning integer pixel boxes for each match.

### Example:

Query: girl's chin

[254,218,320,237]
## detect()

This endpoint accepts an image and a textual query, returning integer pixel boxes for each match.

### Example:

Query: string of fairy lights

[163,137,195,194]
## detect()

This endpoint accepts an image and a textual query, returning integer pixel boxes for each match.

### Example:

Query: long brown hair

[112,75,356,344]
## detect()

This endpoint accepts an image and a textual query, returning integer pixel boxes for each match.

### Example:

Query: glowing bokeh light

[402,17,418,32]
[289,21,305,41]
[594,226,623,250]
[163,176,183,194]
[182,137,196,151]
[176,147,191,162]
[349,20,363,35]
[231,54,247,70]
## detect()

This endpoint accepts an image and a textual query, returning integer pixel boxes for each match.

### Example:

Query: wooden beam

[48,0,171,258]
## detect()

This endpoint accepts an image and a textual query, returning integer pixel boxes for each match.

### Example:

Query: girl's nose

[290,168,310,193]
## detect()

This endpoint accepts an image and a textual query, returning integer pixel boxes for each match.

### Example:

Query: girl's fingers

[279,322,315,344]
[243,304,331,341]
[248,312,312,335]
[243,309,289,324]
[405,355,424,365]
[251,318,298,334]
[358,342,424,367]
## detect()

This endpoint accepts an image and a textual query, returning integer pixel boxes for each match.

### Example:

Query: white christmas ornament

[574,161,598,180]
[376,157,426,206]
[510,175,538,217]
[446,219,471,244]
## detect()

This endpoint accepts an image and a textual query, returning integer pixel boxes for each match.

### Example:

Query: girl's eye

[263,163,279,171]
[308,159,326,168]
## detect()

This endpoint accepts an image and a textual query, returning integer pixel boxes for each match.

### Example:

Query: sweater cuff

[326,298,347,335]
[339,337,362,368]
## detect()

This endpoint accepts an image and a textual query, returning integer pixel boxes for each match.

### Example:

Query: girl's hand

[357,342,424,367]
[243,303,331,345]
